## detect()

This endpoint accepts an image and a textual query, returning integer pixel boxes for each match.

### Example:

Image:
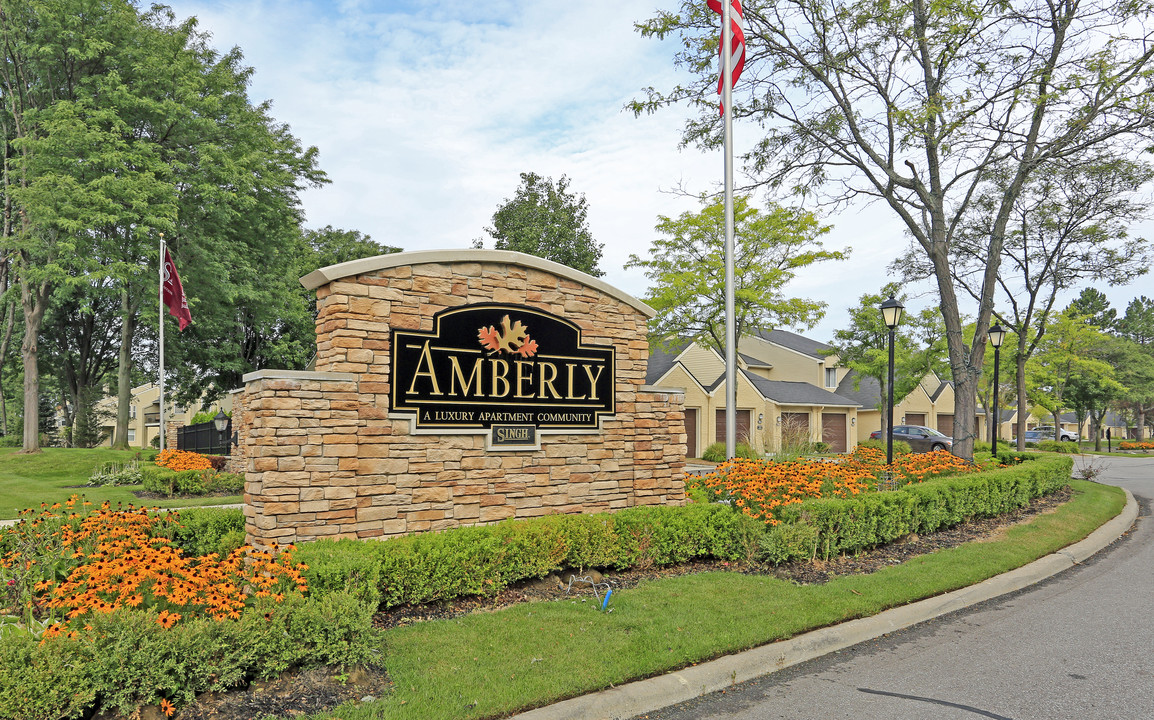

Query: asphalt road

[628,455,1154,720]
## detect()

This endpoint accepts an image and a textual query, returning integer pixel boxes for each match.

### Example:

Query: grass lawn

[285,478,1125,720]
[0,447,241,520]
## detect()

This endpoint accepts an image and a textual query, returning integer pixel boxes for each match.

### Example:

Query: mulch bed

[148,487,1071,720]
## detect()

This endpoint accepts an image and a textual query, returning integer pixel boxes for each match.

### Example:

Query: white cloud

[165,0,1154,342]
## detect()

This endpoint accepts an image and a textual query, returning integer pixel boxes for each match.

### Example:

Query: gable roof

[835,370,881,409]
[741,370,859,406]
[753,328,833,360]
[645,340,691,385]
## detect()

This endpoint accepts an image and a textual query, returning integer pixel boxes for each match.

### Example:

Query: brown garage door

[905,412,926,426]
[938,414,954,437]
[821,413,847,453]
[685,408,698,458]
[716,409,752,445]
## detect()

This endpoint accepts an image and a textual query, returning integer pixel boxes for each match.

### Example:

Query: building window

[127,429,136,443]
[825,368,837,388]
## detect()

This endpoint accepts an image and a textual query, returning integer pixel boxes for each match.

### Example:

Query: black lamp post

[212,409,231,452]
[988,324,1006,455]
[880,295,905,465]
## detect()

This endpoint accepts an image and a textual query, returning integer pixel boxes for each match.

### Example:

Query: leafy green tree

[895,156,1152,448]
[626,195,846,355]
[1067,336,1144,450]
[1114,296,1154,439]
[632,0,1154,459]
[1068,289,1118,332]
[825,284,947,436]
[301,226,400,272]
[1,1,331,448]
[475,172,604,277]
[1027,310,1119,439]
[0,0,149,451]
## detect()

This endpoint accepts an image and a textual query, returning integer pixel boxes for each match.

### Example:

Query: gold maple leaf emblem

[478,315,538,357]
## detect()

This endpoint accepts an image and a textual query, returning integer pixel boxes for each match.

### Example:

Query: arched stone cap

[300,248,655,318]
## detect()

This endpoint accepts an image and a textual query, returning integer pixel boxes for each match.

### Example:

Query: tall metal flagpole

[158,233,165,452]
[722,0,737,460]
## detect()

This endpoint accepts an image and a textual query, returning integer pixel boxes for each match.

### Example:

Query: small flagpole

[158,233,165,452]
[722,0,737,459]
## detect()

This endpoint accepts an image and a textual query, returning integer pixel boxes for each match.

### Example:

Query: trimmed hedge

[282,456,1073,607]
[776,455,1072,559]
[297,503,767,608]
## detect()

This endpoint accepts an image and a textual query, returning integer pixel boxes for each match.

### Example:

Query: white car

[1032,426,1079,442]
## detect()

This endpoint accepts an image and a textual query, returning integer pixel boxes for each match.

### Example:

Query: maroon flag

[708,0,746,115]
[162,248,192,331]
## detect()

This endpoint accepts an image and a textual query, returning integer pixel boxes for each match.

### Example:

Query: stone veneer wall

[241,251,686,547]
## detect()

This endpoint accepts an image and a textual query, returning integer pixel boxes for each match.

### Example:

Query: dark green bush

[0,593,379,720]
[777,456,1072,559]
[164,507,246,558]
[299,502,772,609]
[142,468,242,497]
[760,522,819,565]
[1037,440,1080,454]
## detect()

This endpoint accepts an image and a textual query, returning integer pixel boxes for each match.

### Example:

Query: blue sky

[162,0,1154,342]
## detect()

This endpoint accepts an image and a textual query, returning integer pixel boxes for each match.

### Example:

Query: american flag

[707,0,745,115]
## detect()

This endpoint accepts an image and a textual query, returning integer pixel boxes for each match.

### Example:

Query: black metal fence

[176,419,231,455]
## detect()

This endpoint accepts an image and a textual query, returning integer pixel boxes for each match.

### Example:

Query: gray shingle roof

[835,370,881,409]
[754,328,833,359]
[645,339,691,385]
[741,369,859,406]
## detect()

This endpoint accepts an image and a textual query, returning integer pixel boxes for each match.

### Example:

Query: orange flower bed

[692,446,976,524]
[1118,441,1154,451]
[155,449,213,471]
[0,497,306,642]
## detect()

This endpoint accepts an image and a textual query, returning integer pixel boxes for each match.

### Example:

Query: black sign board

[391,304,615,433]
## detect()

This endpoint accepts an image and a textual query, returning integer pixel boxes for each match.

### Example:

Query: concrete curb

[511,488,1139,720]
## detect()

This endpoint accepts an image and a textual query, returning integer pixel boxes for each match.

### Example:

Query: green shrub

[298,502,773,609]
[1037,440,1079,454]
[0,592,379,720]
[701,441,759,462]
[973,440,992,454]
[206,471,244,494]
[296,539,384,608]
[777,456,1072,559]
[142,468,241,497]
[760,522,819,565]
[163,508,246,558]
[86,461,144,486]
[995,449,1038,466]
[857,437,913,455]
[0,435,20,447]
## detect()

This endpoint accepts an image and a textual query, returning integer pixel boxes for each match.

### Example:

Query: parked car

[1032,425,1079,442]
[1021,429,1047,443]
[869,425,954,453]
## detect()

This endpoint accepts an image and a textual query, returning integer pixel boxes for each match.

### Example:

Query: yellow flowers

[2,496,308,643]
[691,446,976,525]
